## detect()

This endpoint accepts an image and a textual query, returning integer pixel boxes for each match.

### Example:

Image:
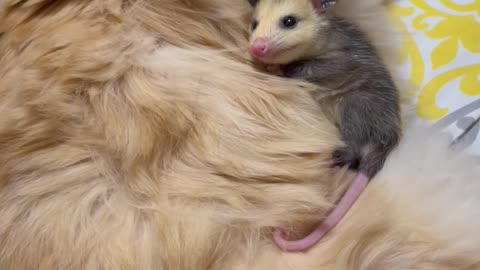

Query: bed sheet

[388,0,480,156]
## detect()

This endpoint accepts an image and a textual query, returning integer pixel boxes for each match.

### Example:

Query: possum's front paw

[265,64,284,76]
[332,147,360,171]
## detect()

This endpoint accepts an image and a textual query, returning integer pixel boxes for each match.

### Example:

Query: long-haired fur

[235,124,480,269]
[0,0,477,269]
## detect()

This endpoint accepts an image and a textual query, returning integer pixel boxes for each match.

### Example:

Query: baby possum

[247,0,401,178]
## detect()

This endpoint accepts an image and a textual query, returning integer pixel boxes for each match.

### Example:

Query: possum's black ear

[248,0,259,7]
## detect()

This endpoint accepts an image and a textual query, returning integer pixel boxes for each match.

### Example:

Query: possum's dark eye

[251,20,258,31]
[281,15,298,29]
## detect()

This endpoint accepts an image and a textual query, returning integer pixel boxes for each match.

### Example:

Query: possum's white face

[248,0,329,64]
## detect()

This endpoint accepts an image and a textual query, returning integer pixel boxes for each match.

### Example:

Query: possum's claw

[332,147,360,171]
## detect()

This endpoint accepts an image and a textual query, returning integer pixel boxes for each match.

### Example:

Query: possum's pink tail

[273,172,369,252]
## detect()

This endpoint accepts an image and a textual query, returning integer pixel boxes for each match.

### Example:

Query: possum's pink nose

[250,39,269,58]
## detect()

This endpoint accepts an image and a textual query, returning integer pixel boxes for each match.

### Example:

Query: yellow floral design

[389,4,425,95]
[439,0,480,15]
[391,0,480,120]
[411,0,480,69]
[417,65,480,119]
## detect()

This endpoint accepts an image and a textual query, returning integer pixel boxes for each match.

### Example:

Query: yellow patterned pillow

[389,0,480,154]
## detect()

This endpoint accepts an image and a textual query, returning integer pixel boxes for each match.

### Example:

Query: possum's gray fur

[280,16,401,178]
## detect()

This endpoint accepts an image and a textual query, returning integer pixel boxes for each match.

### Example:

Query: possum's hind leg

[335,91,400,178]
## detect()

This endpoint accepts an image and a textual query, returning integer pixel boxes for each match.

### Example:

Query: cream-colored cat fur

[235,124,480,269]
[0,0,477,270]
